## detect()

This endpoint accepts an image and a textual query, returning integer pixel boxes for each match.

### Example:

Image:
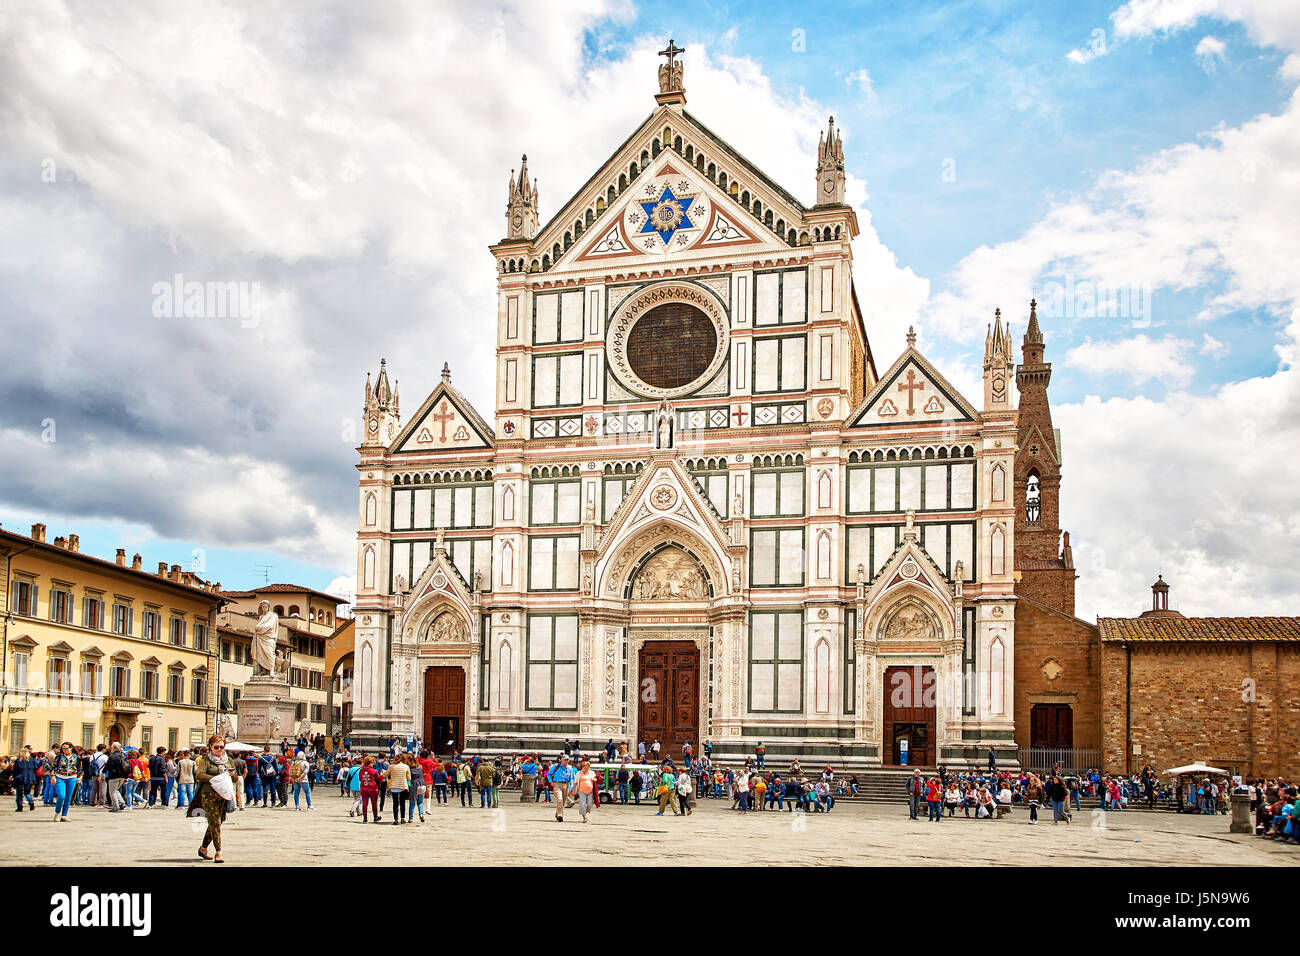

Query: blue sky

[2,0,1297,617]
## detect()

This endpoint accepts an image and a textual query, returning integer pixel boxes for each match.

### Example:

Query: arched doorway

[109,724,123,746]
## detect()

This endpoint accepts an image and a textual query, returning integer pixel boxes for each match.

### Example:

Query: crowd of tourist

[4,735,1293,854]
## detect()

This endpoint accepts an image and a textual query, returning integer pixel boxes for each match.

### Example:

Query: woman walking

[408,755,427,823]
[1025,774,1042,824]
[195,735,234,862]
[358,756,381,823]
[46,742,79,822]
[574,760,598,823]
[386,754,410,824]
[1049,775,1070,825]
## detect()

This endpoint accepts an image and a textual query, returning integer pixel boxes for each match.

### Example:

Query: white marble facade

[350,71,1019,767]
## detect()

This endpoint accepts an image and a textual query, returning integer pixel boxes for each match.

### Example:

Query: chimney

[170,564,181,582]
[158,562,169,576]
[68,534,79,553]
[132,553,143,571]
[31,523,46,543]
[116,549,126,567]
[53,536,67,549]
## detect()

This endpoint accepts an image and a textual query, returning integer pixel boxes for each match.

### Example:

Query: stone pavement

[2,791,1296,866]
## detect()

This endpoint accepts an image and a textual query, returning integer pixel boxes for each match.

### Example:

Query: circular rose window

[607,282,729,399]
[627,303,717,390]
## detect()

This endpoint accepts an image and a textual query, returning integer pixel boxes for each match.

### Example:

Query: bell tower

[1014,299,1076,614]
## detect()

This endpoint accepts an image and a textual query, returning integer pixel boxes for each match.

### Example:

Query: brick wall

[1017,565,1077,617]
[1100,641,1299,778]
[1013,595,1100,751]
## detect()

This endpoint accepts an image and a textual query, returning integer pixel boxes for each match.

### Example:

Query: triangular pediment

[400,546,475,637]
[1018,423,1059,468]
[529,105,811,276]
[553,153,795,274]
[595,457,731,561]
[848,347,978,427]
[391,380,493,454]
[862,526,953,610]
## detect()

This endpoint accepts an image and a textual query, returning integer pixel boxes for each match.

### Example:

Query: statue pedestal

[234,676,298,746]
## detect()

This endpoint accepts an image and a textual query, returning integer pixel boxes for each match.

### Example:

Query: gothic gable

[391,379,494,454]
[552,151,795,275]
[1017,422,1060,471]
[848,344,978,428]
[398,545,477,645]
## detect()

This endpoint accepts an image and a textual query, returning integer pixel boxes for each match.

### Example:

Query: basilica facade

[350,53,1033,767]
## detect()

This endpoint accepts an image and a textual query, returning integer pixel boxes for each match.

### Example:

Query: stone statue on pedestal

[252,600,280,678]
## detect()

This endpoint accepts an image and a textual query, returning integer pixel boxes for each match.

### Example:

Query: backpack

[131,762,143,781]
[290,762,303,781]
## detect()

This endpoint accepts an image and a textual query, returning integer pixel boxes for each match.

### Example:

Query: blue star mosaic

[639,186,695,244]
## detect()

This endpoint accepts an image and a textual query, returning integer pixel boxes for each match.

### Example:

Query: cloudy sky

[2,0,1297,619]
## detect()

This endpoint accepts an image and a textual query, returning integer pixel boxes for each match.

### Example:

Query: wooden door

[1030,703,1073,749]
[882,665,937,767]
[423,666,465,755]
[638,641,699,760]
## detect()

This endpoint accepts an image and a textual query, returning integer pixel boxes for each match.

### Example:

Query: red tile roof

[1097,616,1300,643]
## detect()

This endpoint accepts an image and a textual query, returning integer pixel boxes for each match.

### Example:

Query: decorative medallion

[900,561,920,579]
[432,572,447,589]
[817,398,834,419]
[817,608,830,620]
[606,281,729,400]
[992,606,1004,617]
[651,484,677,510]
[500,613,511,624]
[639,186,695,243]
[502,420,516,436]
[1041,657,1064,682]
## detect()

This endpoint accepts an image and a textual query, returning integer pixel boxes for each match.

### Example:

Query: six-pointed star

[639,186,695,244]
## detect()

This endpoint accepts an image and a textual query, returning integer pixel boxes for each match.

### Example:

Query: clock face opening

[626,302,717,390]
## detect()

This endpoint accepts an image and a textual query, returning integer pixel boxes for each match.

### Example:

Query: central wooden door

[638,641,700,760]
[1030,703,1073,749]
[423,666,465,756]
[882,665,937,766]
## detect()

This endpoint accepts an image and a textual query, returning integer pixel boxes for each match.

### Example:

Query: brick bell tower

[1013,298,1077,615]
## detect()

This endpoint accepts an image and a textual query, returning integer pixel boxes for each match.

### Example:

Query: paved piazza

[2,792,1296,866]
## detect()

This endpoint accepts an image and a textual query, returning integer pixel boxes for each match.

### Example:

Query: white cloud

[1112,0,1300,53]
[1062,312,1300,618]
[1200,331,1229,358]
[1194,34,1228,71]
[1066,334,1196,387]
[1067,27,1111,64]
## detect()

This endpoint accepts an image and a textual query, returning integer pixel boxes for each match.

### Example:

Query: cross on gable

[897,369,926,415]
[431,401,455,442]
[659,39,684,72]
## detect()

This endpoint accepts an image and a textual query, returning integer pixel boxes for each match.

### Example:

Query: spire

[364,371,372,404]
[1024,296,1043,348]
[987,307,1012,366]
[374,358,392,407]
[815,115,846,205]
[441,362,451,384]
[906,325,916,348]
[506,154,539,241]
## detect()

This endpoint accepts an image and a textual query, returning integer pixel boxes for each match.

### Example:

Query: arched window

[991,463,1006,502]
[362,547,376,590]
[502,486,515,522]
[817,471,832,510]
[288,605,300,618]
[989,638,1006,715]
[501,541,515,588]
[813,638,831,714]
[990,526,1006,575]
[816,531,832,580]
[365,492,377,526]
[1025,471,1041,523]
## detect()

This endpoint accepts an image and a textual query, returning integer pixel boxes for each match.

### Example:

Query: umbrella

[1162,763,1228,776]
[222,740,260,752]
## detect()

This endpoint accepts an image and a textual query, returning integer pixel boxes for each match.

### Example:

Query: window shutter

[127,607,134,636]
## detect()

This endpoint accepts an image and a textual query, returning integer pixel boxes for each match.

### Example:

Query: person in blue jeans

[46,743,81,822]
[291,754,313,810]
[433,766,449,804]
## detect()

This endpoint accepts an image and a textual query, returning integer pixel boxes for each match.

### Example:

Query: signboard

[239,712,268,739]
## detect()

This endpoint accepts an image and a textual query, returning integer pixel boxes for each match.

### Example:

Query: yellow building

[216,584,345,739]
[1,523,226,754]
